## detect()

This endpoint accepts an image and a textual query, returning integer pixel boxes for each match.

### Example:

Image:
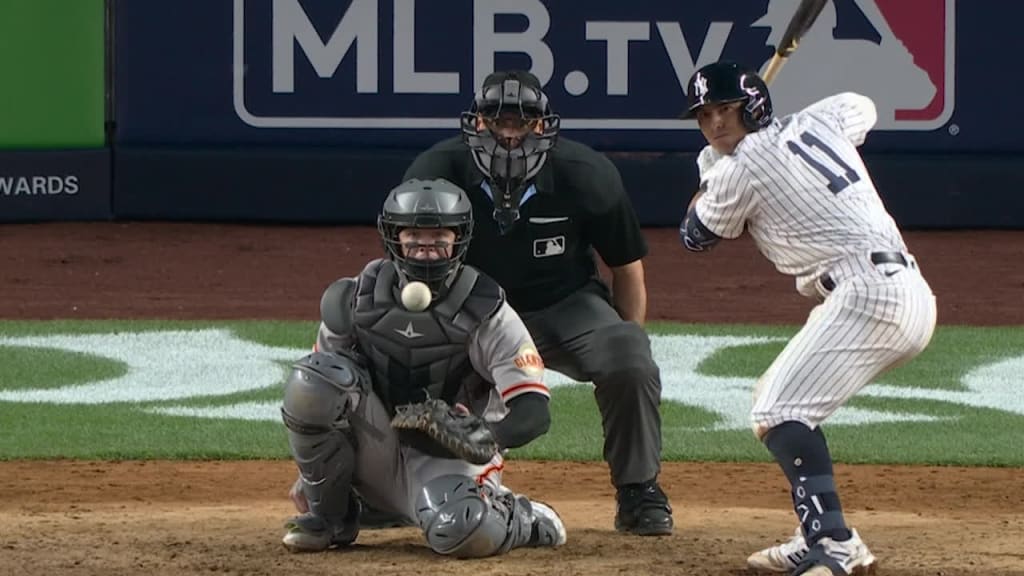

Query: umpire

[402,70,672,536]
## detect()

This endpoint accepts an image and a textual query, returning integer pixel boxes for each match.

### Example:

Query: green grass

[2,320,1023,466]
[1,346,126,390]
[0,403,288,459]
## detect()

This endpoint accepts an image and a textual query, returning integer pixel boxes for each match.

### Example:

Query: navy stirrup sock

[764,421,852,544]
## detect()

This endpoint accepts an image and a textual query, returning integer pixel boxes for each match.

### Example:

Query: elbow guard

[679,207,722,252]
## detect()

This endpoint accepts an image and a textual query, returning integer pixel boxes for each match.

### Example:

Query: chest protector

[350,259,502,414]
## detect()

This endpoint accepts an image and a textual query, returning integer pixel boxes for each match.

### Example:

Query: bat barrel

[761,0,827,85]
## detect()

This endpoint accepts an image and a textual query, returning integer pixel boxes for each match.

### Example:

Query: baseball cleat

[802,568,839,576]
[749,528,876,569]
[281,512,359,553]
[788,528,877,575]
[527,500,567,547]
[614,480,674,536]
[747,526,809,572]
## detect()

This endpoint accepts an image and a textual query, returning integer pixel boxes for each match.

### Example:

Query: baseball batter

[280,178,565,557]
[679,61,936,575]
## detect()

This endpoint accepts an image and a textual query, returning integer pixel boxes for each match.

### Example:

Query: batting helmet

[459,70,560,234]
[378,178,474,297]
[682,61,773,132]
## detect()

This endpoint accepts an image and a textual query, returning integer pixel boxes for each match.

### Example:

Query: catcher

[280,178,565,557]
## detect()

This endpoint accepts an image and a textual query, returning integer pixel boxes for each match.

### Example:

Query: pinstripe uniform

[692,93,937,433]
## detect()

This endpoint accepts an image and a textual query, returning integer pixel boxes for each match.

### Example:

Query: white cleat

[799,529,877,575]
[748,526,876,575]
[528,501,567,547]
[747,526,809,572]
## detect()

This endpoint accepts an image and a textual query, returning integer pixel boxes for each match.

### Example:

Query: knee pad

[282,352,369,521]
[416,475,523,558]
[592,322,660,382]
[282,351,368,432]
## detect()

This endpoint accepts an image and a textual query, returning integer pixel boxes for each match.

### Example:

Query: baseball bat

[761,0,829,85]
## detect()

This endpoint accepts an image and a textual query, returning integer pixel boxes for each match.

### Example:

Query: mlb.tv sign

[234,0,954,131]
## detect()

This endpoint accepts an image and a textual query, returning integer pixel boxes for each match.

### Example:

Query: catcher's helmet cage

[459,70,560,234]
[378,178,474,298]
[682,61,773,132]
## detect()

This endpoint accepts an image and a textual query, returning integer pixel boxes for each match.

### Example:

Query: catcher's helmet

[378,178,473,297]
[460,70,560,234]
[682,61,773,132]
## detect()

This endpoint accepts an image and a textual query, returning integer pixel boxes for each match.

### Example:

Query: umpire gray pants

[520,280,663,487]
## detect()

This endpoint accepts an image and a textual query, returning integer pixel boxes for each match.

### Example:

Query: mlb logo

[758,0,954,130]
[533,236,566,258]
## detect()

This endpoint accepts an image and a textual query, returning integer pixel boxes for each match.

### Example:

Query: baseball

[401,281,433,311]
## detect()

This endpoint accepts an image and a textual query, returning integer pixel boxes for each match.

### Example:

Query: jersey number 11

[786,132,861,194]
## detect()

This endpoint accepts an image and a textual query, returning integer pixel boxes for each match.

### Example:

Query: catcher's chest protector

[352,260,502,414]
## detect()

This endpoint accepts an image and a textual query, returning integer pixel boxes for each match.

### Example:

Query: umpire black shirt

[403,136,647,313]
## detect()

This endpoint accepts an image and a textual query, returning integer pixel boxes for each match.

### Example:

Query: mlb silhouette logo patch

[758,0,954,130]
[533,236,566,258]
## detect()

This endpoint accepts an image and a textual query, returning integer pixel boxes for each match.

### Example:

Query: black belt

[820,251,909,293]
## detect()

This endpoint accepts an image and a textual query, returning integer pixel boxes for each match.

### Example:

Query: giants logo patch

[513,345,544,375]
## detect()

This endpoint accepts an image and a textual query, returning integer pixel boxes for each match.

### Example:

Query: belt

[819,251,909,293]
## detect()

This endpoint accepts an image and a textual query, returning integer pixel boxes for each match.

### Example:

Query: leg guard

[764,422,851,544]
[415,475,564,558]
[281,352,368,524]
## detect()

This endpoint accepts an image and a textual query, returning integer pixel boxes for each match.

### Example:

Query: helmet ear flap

[742,98,766,131]
[738,73,773,131]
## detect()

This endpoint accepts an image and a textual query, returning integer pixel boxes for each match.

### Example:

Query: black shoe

[614,480,674,536]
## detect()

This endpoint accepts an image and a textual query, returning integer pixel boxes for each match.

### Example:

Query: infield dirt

[1,224,1022,575]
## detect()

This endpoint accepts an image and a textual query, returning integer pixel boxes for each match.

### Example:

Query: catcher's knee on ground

[415,474,534,558]
[282,352,368,521]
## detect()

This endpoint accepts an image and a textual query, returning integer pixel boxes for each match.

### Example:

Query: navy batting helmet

[682,61,773,132]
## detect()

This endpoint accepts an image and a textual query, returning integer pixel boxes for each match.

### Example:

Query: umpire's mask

[460,70,560,235]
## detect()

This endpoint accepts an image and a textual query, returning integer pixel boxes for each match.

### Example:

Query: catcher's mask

[681,60,773,132]
[378,178,474,298]
[460,70,560,234]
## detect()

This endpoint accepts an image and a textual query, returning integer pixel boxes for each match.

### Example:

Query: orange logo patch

[513,346,544,373]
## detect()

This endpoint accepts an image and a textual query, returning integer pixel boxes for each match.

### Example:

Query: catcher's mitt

[390,399,499,465]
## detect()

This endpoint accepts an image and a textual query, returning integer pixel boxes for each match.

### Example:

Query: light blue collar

[480,181,537,207]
